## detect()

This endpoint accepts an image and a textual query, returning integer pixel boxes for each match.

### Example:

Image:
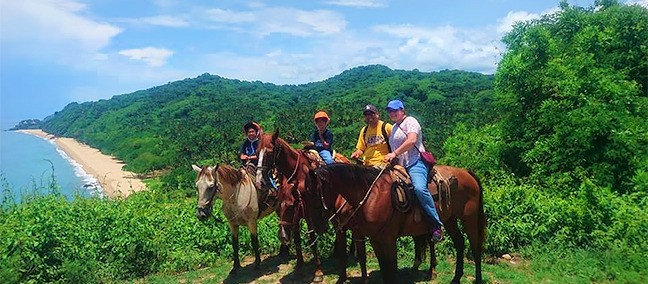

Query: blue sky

[2,0,645,127]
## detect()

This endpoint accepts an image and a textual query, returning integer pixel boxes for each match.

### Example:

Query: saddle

[242,163,278,217]
[302,148,344,168]
[389,165,457,222]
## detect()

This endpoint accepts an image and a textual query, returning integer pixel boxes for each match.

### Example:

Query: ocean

[0,130,102,203]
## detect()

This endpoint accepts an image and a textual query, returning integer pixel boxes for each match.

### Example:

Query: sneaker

[432,228,443,242]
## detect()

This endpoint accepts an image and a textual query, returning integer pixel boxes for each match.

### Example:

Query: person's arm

[240,142,248,160]
[351,128,366,159]
[310,131,317,143]
[322,130,333,149]
[384,132,417,162]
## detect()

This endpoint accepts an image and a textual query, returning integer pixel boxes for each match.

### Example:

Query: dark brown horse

[256,132,433,283]
[306,163,486,284]
[256,132,370,283]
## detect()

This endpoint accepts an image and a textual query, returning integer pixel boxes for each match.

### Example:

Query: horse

[256,131,432,283]
[306,163,486,284]
[192,163,290,274]
[255,132,369,283]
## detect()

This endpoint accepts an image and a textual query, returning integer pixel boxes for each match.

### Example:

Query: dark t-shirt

[309,129,333,154]
[239,139,259,164]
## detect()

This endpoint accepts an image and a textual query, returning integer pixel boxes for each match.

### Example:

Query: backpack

[361,121,391,150]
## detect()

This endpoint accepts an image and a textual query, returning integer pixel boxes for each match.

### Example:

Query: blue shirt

[310,129,333,154]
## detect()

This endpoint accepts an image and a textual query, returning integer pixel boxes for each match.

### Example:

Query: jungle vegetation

[2,1,646,282]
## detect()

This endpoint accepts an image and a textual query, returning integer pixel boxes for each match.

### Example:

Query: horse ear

[192,164,201,172]
[272,128,280,143]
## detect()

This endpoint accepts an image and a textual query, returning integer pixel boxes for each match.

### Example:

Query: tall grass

[1,171,646,283]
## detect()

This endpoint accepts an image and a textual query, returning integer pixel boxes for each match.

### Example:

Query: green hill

[41,65,495,177]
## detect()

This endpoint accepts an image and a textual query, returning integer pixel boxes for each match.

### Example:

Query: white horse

[192,164,288,274]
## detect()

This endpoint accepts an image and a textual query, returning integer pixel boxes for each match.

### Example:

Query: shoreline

[15,129,146,198]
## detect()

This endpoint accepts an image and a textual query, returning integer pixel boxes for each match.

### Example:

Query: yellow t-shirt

[355,120,393,166]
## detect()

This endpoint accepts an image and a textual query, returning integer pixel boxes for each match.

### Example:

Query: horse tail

[468,170,487,249]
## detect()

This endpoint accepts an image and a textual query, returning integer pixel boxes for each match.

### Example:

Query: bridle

[259,140,318,245]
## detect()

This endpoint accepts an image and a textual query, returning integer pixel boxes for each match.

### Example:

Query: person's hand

[241,154,249,160]
[350,150,362,159]
[384,152,396,163]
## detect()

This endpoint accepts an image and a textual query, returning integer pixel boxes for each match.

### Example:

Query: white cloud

[496,11,541,34]
[324,0,387,8]
[625,0,648,8]
[202,7,346,37]
[118,47,174,67]
[205,9,256,23]
[137,15,189,27]
[373,24,501,73]
[1,0,122,56]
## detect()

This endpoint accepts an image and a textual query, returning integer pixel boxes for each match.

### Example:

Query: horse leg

[429,236,438,280]
[348,234,357,258]
[446,218,465,284]
[229,224,241,274]
[353,231,368,283]
[308,230,324,283]
[334,230,347,284]
[279,243,290,258]
[248,222,261,270]
[412,234,428,272]
[462,216,484,284]
[294,226,304,270]
[370,238,399,283]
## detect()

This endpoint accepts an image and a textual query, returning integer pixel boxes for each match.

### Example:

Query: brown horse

[256,132,432,283]
[306,163,486,284]
[256,132,370,283]
[192,164,290,274]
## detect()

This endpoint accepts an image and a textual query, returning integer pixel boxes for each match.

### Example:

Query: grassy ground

[130,246,646,284]
[130,252,528,284]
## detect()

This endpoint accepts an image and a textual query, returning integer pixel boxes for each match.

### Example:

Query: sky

[1,0,646,127]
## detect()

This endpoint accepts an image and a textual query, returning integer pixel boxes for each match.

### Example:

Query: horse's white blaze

[256,149,265,186]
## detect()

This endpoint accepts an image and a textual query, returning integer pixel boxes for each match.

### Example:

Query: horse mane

[216,164,249,185]
[319,163,382,184]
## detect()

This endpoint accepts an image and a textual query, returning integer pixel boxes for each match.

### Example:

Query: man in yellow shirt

[350,104,393,167]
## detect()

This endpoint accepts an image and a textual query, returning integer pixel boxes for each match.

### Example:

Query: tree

[495,1,648,193]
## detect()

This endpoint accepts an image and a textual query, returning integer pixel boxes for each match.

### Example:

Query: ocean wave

[49,140,105,198]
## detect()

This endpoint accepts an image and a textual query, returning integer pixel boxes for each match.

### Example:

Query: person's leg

[319,150,335,164]
[408,160,443,228]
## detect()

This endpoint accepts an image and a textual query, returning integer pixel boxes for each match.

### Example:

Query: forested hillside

[41,65,495,186]
[3,1,647,283]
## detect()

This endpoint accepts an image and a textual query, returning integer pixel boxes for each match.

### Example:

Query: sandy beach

[16,129,146,198]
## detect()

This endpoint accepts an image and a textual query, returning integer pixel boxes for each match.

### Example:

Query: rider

[383,99,444,242]
[240,121,278,196]
[240,121,262,166]
[310,111,335,164]
[350,104,393,167]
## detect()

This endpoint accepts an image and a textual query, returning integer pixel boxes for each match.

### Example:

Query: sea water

[0,130,102,203]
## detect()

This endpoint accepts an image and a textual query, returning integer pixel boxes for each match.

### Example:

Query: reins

[332,166,388,231]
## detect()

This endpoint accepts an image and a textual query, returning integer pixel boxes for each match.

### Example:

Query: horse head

[276,178,300,245]
[304,167,332,234]
[256,131,280,189]
[192,164,221,221]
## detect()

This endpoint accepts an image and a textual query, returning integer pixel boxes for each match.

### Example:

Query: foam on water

[49,141,105,198]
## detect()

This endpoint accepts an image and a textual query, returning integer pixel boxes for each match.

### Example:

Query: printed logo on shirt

[366,135,385,147]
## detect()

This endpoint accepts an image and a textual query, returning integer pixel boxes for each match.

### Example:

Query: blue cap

[385,100,405,110]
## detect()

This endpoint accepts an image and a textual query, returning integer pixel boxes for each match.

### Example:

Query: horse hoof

[429,269,437,280]
[312,270,324,283]
[313,275,324,283]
